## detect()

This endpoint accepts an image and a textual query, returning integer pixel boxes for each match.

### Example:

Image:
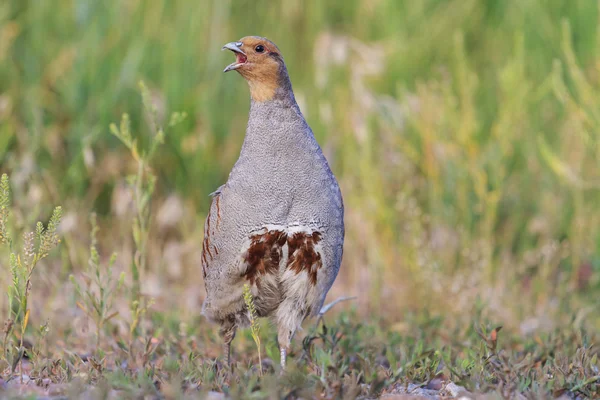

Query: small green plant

[243,283,262,376]
[0,174,10,246]
[110,82,185,370]
[0,174,62,377]
[109,81,186,305]
[70,213,125,350]
[128,297,155,339]
[109,111,154,302]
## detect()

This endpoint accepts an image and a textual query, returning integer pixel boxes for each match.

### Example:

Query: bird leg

[277,323,295,371]
[280,345,288,370]
[219,323,237,369]
[276,297,309,371]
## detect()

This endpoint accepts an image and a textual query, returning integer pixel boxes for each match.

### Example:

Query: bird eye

[255,45,265,53]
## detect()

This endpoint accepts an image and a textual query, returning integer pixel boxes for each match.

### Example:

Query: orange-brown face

[222,36,284,102]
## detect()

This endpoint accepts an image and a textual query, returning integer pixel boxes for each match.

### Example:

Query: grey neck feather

[273,62,295,104]
[233,60,314,168]
[245,61,305,133]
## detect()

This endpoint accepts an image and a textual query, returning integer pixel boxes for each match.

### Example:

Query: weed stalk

[0,174,62,379]
[243,283,262,376]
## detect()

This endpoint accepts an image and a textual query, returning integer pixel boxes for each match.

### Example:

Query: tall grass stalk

[110,82,185,345]
[243,284,262,376]
[110,82,186,303]
[70,213,125,350]
[0,174,62,379]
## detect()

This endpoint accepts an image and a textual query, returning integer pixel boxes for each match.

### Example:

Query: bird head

[222,36,289,102]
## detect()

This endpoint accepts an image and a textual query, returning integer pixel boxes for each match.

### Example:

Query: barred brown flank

[242,229,323,286]
[202,192,222,278]
[287,231,323,285]
[207,234,215,257]
[242,229,286,285]
[215,195,221,228]
[206,208,211,233]
[201,232,207,277]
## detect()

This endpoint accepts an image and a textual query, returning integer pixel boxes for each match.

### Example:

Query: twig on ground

[316,296,357,327]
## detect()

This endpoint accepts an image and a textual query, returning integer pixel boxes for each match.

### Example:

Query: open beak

[222,42,247,72]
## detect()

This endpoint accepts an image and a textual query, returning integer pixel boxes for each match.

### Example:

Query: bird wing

[201,186,224,278]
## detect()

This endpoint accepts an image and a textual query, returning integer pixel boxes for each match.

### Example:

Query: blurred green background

[0,0,599,330]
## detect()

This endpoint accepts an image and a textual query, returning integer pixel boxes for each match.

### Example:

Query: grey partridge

[201,36,344,369]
